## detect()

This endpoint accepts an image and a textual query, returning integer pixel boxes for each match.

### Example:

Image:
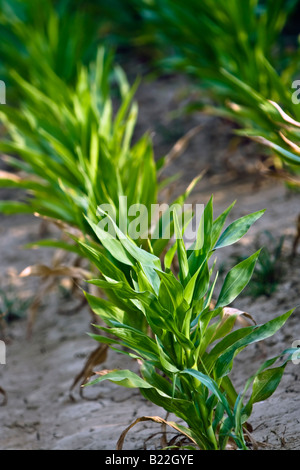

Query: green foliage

[0,48,196,255]
[123,0,300,173]
[82,199,299,449]
[0,0,100,99]
[0,0,298,450]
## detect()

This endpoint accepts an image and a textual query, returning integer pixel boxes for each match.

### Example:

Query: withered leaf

[116,415,198,450]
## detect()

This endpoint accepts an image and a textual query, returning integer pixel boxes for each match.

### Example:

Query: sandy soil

[0,72,300,451]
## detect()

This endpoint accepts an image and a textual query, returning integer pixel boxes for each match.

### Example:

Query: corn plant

[78,198,299,450]
[0,47,198,257]
[127,0,300,175]
[0,0,100,100]
[207,80,300,165]
[141,0,299,110]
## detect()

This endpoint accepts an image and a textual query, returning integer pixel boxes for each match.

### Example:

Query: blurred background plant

[0,0,100,101]
[0,282,31,330]
[132,0,300,180]
[0,45,199,255]
[1,0,300,178]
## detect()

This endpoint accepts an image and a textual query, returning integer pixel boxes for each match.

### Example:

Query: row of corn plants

[106,0,300,178]
[0,0,100,97]
[0,47,198,255]
[0,0,299,450]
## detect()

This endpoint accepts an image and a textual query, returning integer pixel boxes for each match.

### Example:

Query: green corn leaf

[182,369,233,420]
[24,239,83,255]
[163,242,177,271]
[210,200,236,248]
[93,324,159,361]
[91,211,161,269]
[214,209,265,250]
[84,292,127,327]
[216,250,261,308]
[85,369,154,389]
[204,325,256,373]
[244,366,284,414]
[215,309,295,378]
[173,209,190,286]
[85,217,134,267]
[0,201,35,214]
[140,362,175,398]
[254,138,300,166]
[241,347,300,420]
[157,270,184,310]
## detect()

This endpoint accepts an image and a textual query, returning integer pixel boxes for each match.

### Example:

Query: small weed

[0,284,31,326]
[220,231,285,298]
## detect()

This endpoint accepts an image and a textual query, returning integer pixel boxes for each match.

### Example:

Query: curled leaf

[268,100,300,128]
[222,307,256,327]
[70,344,109,400]
[116,415,199,450]
[162,124,203,169]
[19,264,92,280]
[0,386,7,406]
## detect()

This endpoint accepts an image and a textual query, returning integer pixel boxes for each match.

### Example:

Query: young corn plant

[0,47,197,257]
[211,84,300,176]
[79,198,299,450]
[131,0,300,176]
[0,0,100,100]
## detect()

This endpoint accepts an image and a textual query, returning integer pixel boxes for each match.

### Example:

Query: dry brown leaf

[0,386,7,406]
[19,264,92,280]
[279,132,300,154]
[21,257,92,337]
[33,212,84,238]
[94,368,115,377]
[259,165,300,187]
[116,415,198,450]
[162,124,203,169]
[26,276,59,338]
[0,170,21,182]
[268,100,300,128]
[222,307,256,327]
[292,214,300,256]
[69,343,109,400]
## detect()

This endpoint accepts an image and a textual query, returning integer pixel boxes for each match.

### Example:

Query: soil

[0,71,299,451]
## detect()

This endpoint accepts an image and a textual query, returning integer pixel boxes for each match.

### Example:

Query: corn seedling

[78,198,299,450]
[0,284,30,326]
[124,0,300,176]
[0,0,100,101]
[0,47,198,256]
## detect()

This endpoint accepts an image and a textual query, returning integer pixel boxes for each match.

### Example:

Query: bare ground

[0,73,300,451]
